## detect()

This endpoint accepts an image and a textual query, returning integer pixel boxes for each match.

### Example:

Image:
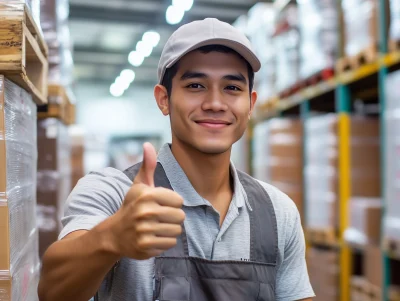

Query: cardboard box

[365,245,383,288]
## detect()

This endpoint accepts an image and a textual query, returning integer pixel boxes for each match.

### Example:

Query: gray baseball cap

[157,18,261,84]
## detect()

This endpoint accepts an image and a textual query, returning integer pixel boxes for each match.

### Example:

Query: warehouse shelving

[252,0,400,300]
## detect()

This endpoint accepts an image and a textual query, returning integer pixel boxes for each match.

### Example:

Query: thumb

[134,142,157,186]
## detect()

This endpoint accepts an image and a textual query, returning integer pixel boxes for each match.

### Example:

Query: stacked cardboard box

[267,119,304,215]
[305,114,380,230]
[0,76,40,301]
[345,197,382,246]
[297,0,339,79]
[307,248,339,301]
[40,0,73,87]
[342,0,389,57]
[252,121,271,183]
[69,127,85,188]
[36,118,71,258]
[273,5,300,94]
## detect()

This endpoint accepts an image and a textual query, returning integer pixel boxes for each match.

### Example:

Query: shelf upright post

[336,84,351,301]
[378,0,390,299]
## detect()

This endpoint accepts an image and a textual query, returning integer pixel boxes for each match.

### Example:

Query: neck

[170,139,232,202]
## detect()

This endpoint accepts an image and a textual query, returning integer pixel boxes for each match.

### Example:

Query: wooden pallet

[389,40,400,53]
[0,2,48,105]
[336,44,379,74]
[351,276,381,301]
[383,238,400,260]
[38,85,75,125]
[306,227,337,247]
[296,68,335,90]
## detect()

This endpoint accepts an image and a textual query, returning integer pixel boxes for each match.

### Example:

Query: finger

[153,224,183,238]
[156,207,186,224]
[134,142,157,187]
[150,188,184,208]
[138,236,177,250]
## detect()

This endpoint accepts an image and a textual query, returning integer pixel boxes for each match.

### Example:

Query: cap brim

[159,38,261,84]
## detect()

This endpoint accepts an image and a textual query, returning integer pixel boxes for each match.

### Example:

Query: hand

[111,142,185,260]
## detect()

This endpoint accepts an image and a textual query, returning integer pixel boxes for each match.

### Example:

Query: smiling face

[155,49,257,155]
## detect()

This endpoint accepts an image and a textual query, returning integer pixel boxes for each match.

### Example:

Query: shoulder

[67,167,133,210]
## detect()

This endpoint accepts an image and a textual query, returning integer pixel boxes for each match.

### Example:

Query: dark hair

[161,45,255,98]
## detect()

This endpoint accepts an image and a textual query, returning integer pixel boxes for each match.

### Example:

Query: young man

[38,18,315,301]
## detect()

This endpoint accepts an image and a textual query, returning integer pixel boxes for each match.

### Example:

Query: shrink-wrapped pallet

[0,75,39,300]
[384,70,400,241]
[298,0,339,79]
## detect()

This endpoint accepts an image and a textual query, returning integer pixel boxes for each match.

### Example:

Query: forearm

[38,217,121,301]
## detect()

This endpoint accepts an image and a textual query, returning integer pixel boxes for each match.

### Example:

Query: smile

[195,120,232,129]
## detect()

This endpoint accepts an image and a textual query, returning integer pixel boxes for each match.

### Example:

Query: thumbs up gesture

[112,143,185,260]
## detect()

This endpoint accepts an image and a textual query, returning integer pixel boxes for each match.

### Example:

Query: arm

[38,218,121,301]
[38,144,185,301]
[275,209,315,301]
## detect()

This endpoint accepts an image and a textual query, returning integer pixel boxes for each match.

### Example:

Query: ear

[249,91,258,119]
[154,84,170,116]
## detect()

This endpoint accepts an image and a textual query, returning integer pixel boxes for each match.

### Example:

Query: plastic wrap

[342,0,379,56]
[305,114,380,229]
[0,76,38,301]
[0,231,40,301]
[273,5,300,93]
[298,0,338,79]
[384,70,400,241]
[305,114,338,229]
[36,118,71,257]
[344,197,382,245]
[390,0,400,42]
[246,3,276,103]
[252,121,270,182]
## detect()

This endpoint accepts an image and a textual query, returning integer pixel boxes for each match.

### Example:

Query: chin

[192,140,232,155]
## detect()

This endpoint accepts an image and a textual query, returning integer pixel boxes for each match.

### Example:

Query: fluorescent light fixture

[166,5,184,25]
[128,50,145,67]
[142,31,161,48]
[172,0,193,11]
[110,83,124,97]
[136,40,153,57]
[120,69,136,83]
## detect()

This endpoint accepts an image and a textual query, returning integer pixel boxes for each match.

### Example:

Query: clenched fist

[110,142,186,260]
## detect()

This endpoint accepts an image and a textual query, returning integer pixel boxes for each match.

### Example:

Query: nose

[201,88,228,112]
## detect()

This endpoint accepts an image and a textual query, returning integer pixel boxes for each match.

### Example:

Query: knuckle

[137,236,151,250]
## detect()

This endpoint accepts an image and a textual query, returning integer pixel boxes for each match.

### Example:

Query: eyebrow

[180,71,247,84]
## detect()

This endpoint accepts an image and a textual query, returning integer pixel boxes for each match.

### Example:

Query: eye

[226,85,242,91]
[186,83,204,89]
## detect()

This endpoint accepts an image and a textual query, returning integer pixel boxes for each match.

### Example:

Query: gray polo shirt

[59,143,315,301]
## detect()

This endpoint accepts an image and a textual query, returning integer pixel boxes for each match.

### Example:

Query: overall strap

[123,162,189,257]
[237,171,278,264]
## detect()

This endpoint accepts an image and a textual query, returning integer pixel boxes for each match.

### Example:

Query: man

[38,18,315,301]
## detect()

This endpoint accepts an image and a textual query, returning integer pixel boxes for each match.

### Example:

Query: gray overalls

[96,162,278,301]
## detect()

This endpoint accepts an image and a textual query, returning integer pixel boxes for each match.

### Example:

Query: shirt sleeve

[275,209,315,301]
[58,167,131,240]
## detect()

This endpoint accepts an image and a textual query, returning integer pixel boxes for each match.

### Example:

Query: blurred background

[1,0,400,300]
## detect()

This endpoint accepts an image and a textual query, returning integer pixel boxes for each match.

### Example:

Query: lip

[195,119,231,129]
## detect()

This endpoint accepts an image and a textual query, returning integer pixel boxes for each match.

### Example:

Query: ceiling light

[136,40,153,57]
[142,31,161,48]
[172,0,193,12]
[166,5,184,25]
[114,76,130,91]
[120,69,136,83]
[110,83,124,97]
[128,51,145,67]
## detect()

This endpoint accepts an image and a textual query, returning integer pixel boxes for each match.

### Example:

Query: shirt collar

[157,143,246,208]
